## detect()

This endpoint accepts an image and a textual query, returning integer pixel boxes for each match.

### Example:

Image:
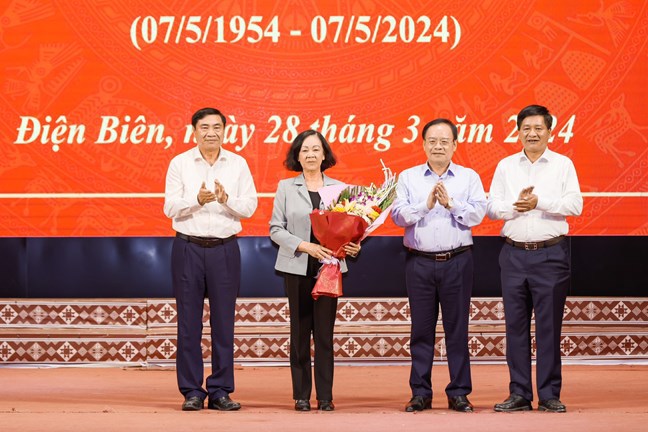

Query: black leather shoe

[181,396,204,411]
[317,400,335,411]
[405,395,432,412]
[538,399,566,413]
[448,395,474,412]
[295,399,311,411]
[493,394,532,412]
[208,396,241,411]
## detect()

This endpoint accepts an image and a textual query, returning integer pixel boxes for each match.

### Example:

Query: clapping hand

[214,179,228,204]
[434,181,451,208]
[513,186,538,212]
[197,182,217,206]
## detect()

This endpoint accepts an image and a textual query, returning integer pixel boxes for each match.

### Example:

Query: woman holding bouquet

[270,130,361,412]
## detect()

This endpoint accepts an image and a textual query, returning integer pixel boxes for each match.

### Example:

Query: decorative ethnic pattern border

[149,333,648,362]
[0,301,148,328]
[0,298,646,363]
[1,298,646,328]
[1,333,647,363]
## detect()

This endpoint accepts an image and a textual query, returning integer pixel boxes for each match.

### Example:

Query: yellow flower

[368,210,380,221]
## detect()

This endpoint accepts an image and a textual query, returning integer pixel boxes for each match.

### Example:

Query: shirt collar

[192,146,228,163]
[519,148,553,164]
[423,161,456,178]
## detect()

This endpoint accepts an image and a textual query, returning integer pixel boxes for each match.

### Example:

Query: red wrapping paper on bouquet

[309,210,368,300]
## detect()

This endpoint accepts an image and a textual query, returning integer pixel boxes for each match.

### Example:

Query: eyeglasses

[426,139,453,147]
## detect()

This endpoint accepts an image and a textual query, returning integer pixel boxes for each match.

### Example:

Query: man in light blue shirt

[392,118,487,413]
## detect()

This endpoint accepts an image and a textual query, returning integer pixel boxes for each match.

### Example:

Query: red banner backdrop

[0,1,646,236]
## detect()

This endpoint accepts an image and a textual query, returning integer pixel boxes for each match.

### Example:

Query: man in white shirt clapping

[488,105,583,414]
[164,107,258,412]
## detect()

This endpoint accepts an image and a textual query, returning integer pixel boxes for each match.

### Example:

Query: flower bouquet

[310,162,397,299]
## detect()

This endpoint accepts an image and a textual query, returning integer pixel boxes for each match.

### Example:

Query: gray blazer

[269,173,349,276]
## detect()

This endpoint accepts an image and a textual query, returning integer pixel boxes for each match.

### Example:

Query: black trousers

[172,237,240,401]
[406,250,473,399]
[499,240,570,401]
[284,273,338,401]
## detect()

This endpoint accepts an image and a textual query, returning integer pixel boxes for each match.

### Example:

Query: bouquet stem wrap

[309,210,368,300]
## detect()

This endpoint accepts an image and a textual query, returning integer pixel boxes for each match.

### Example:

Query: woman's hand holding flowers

[343,242,361,258]
[298,241,333,260]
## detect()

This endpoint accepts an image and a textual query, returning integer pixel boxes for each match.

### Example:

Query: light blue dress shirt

[391,162,487,252]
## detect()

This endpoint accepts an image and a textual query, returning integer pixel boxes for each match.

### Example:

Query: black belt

[176,232,236,248]
[408,245,472,262]
[504,235,564,251]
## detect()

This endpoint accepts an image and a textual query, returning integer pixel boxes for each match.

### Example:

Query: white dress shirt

[164,147,258,237]
[487,149,583,241]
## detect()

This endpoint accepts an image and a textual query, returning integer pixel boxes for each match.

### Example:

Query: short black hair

[284,130,337,172]
[191,107,226,128]
[421,118,458,141]
[516,105,553,130]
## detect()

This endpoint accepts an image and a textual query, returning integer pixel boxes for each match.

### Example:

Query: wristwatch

[445,198,454,210]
